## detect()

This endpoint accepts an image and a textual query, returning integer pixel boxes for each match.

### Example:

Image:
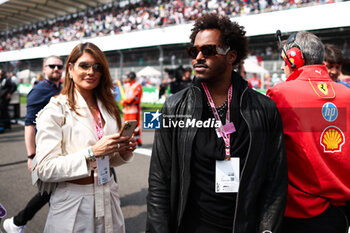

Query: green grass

[141,103,163,112]
[20,96,27,104]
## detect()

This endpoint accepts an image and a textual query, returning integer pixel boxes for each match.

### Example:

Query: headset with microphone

[276,30,305,69]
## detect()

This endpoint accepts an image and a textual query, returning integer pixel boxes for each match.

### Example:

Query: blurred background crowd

[0,0,333,52]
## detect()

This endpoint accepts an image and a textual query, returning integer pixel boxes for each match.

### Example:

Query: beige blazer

[35,90,133,183]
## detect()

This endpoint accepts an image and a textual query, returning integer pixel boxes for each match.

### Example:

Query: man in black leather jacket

[147,13,287,233]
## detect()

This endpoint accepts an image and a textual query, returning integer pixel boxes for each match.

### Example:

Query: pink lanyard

[202,83,232,160]
[92,106,104,140]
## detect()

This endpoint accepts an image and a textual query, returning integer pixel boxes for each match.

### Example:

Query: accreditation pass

[215,158,240,193]
[97,157,110,185]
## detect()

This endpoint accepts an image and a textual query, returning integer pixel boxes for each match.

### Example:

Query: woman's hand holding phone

[91,121,138,157]
[92,134,126,157]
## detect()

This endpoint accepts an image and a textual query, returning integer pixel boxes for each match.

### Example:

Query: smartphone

[120,120,138,136]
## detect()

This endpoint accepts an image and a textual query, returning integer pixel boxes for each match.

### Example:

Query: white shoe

[3,217,26,233]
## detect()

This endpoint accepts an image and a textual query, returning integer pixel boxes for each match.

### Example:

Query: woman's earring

[69,73,73,79]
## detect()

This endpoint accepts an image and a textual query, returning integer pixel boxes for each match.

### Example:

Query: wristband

[27,154,35,159]
[86,146,96,162]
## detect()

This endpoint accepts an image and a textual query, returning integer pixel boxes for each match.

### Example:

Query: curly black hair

[190,13,248,67]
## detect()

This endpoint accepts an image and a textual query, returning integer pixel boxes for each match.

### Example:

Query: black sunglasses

[186,44,230,59]
[76,62,103,72]
[47,64,63,70]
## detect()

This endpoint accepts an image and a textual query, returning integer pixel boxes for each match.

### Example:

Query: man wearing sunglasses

[3,55,63,233]
[147,13,287,233]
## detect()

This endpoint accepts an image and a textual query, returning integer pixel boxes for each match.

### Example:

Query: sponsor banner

[17,83,32,95]
[141,86,165,104]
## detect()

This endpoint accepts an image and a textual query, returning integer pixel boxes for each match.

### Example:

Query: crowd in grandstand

[0,0,332,52]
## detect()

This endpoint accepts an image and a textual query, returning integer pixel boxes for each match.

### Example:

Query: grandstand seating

[0,0,349,89]
[0,0,332,52]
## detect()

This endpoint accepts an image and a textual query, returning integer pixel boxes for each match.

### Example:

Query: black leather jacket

[147,72,287,233]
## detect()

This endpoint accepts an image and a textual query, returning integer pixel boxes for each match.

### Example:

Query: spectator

[236,60,254,88]
[338,58,350,88]
[181,67,193,87]
[167,66,190,94]
[267,31,350,233]
[31,73,44,86]
[157,76,169,101]
[323,43,344,82]
[248,73,261,89]
[9,72,18,85]
[9,72,20,121]
[0,69,16,131]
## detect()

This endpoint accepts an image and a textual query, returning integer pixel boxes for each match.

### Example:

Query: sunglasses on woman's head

[186,44,230,59]
[76,62,103,72]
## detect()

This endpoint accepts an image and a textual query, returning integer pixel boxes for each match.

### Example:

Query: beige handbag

[31,156,58,194]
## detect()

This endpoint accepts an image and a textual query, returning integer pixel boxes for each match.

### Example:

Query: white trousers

[44,179,125,233]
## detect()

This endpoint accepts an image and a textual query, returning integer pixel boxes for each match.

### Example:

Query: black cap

[127,72,136,79]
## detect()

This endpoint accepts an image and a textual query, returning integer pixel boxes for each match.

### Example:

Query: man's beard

[196,76,209,83]
[48,75,61,82]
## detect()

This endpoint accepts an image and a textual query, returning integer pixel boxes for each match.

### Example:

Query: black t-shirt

[180,86,249,233]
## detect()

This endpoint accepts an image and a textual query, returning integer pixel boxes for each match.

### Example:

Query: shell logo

[320,126,345,153]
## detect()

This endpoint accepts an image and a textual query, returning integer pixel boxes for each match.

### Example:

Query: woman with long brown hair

[34,42,135,233]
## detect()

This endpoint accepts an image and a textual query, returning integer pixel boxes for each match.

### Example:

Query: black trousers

[282,205,349,233]
[13,192,50,226]
[0,99,11,129]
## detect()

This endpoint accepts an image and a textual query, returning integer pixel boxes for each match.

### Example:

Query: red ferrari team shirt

[267,65,350,218]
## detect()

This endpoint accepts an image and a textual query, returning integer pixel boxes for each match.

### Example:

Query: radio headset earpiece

[285,33,305,69]
[276,30,305,69]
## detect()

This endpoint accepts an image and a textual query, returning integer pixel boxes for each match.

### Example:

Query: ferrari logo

[318,83,328,95]
[309,79,335,99]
